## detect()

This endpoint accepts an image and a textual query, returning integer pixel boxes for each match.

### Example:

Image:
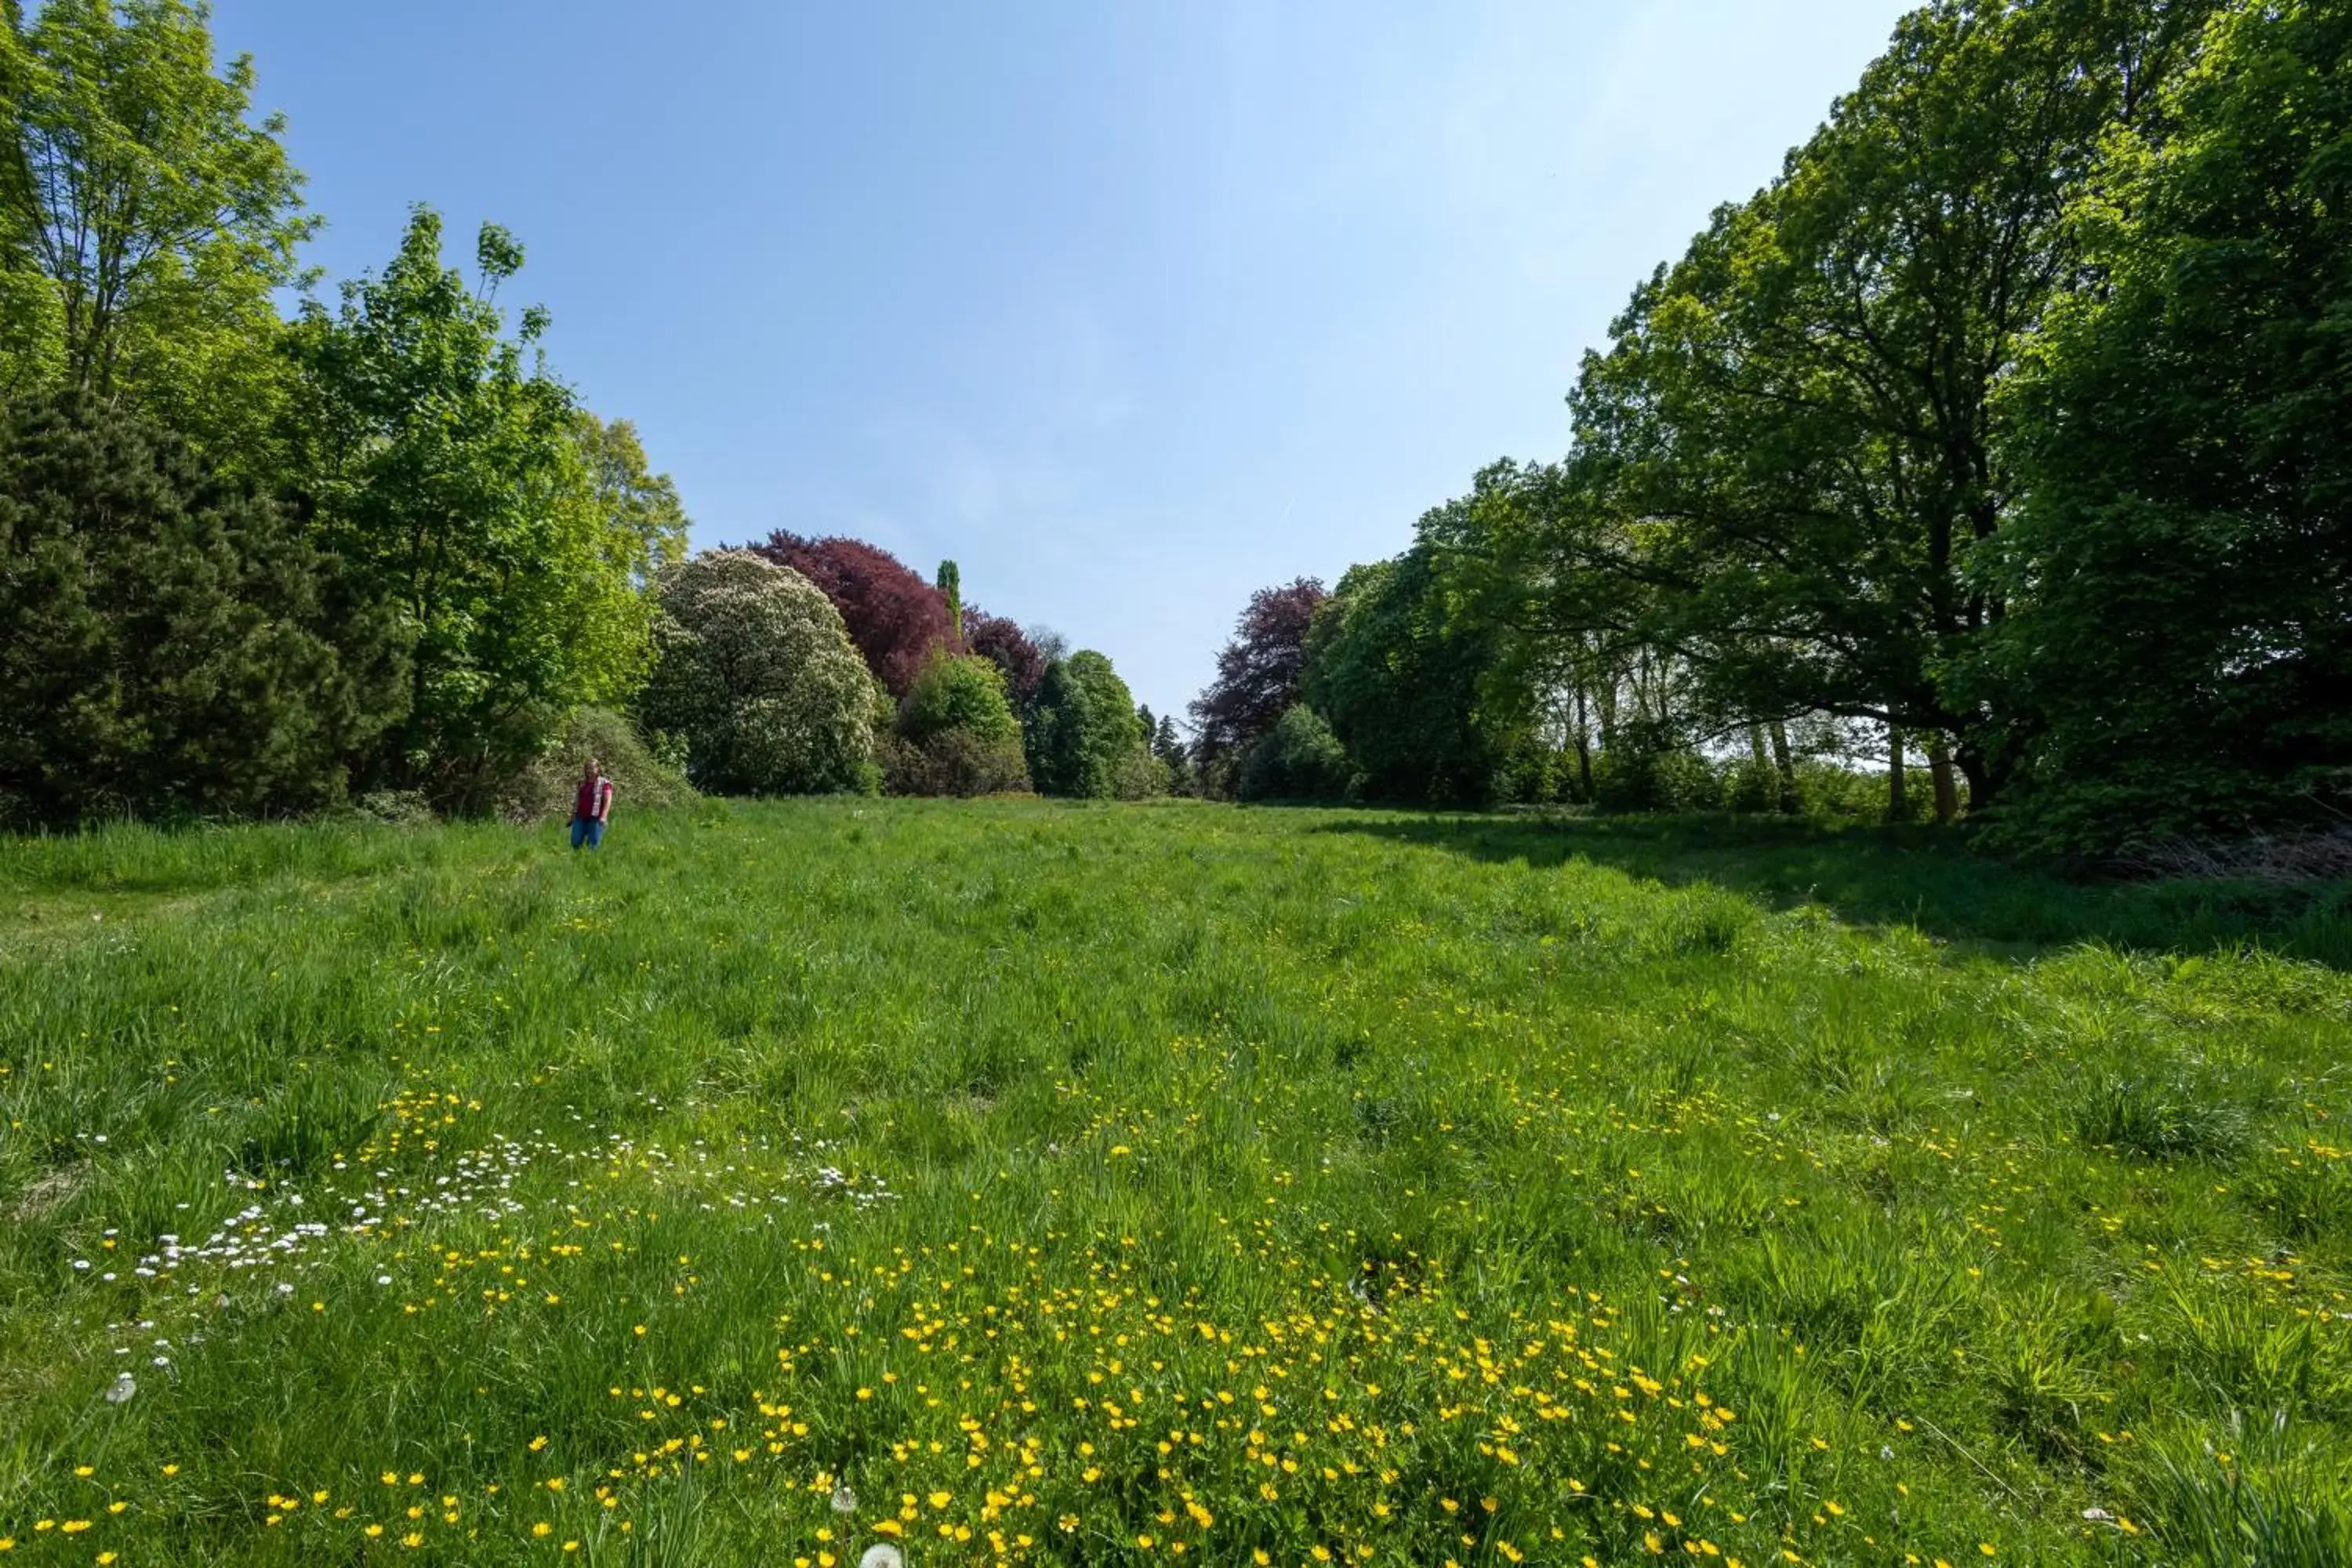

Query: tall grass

[0,800,2347,1565]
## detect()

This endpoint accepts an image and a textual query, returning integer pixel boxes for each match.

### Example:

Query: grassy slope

[0,800,2347,1566]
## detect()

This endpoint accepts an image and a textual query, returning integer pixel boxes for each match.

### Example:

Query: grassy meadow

[2,799,2350,1566]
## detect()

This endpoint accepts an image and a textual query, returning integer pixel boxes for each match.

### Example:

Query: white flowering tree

[641,550,879,795]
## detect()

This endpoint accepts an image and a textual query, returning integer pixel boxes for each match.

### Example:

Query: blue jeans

[570,816,605,851]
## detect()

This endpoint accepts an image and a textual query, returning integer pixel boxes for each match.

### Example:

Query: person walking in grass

[571,759,615,851]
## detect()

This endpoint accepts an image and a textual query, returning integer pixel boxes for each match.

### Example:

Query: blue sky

[214,0,1911,723]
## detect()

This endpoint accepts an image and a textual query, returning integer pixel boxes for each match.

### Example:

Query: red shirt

[575,776,613,822]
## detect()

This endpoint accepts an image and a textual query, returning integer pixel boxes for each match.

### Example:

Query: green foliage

[1025,649,1143,799]
[878,727,1029,798]
[0,391,370,826]
[1564,0,2215,809]
[935,558,961,648]
[490,706,695,826]
[1966,0,2352,855]
[898,653,1020,747]
[285,208,665,810]
[1,802,2348,1562]
[0,0,314,466]
[1591,719,1718,814]
[1303,543,1522,806]
[573,412,691,582]
[640,550,878,797]
[1236,704,1354,803]
[885,652,1028,797]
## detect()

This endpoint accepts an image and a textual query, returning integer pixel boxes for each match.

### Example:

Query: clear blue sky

[214,0,1911,724]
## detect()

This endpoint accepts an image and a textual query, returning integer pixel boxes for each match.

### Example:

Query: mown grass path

[2,800,2348,1565]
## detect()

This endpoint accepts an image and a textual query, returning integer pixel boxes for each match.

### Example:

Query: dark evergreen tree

[0,393,374,824]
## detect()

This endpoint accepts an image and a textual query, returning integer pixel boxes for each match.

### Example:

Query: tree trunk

[1573,684,1595,803]
[1927,735,1960,824]
[1955,737,1999,813]
[1887,728,1908,822]
[1769,720,1798,815]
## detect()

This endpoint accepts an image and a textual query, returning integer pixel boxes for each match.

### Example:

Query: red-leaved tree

[964,604,1047,710]
[1189,578,1327,768]
[751,532,951,696]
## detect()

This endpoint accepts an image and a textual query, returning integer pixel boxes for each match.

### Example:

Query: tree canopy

[285,207,672,810]
[753,532,953,697]
[1027,650,1145,800]
[1189,578,1326,779]
[1965,0,2352,850]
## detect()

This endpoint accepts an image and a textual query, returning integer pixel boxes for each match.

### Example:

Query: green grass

[1,799,2348,1566]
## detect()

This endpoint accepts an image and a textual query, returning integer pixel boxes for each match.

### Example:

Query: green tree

[0,0,314,463]
[900,652,1020,747]
[885,650,1029,796]
[1302,537,1526,807]
[1566,0,2213,809]
[575,412,690,581]
[1236,705,1353,803]
[640,550,878,797]
[285,208,663,808]
[936,559,962,649]
[1026,650,1143,799]
[0,391,367,825]
[1967,0,2352,851]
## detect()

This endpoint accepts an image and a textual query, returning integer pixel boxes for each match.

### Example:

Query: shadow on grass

[1310,811,2352,969]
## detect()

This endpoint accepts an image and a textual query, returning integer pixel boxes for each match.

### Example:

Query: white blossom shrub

[641,550,879,795]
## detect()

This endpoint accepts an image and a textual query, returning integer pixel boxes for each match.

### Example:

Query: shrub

[880,730,1030,798]
[883,654,1030,797]
[1237,706,1354,803]
[639,550,879,796]
[1111,743,1173,802]
[900,655,1021,746]
[1592,720,1718,812]
[494,707,696,824]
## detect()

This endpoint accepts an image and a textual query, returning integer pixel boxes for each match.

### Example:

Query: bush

[1493,744,1569,808]
[1592,720,1718,812]
[880,729,1030,797]
[1112,744,1173,802]
[495,707,696,824]
[900,655,1022,746]
[1723,756,1782,815]
[883,653,1030,797]
[0,392,376,827]
[639,550,880,796]
[1238,706,1354,803]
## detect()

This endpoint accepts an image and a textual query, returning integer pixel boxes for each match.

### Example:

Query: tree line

[1189,0,2349,857]
[0,0,1167,826]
